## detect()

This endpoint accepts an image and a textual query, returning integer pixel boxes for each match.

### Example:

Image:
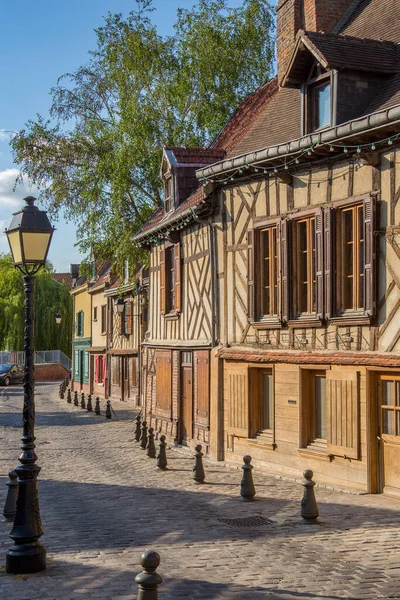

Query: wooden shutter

[156,350,172,413]
[196,350,210,423]
[75,313,79,337]
[324,207,335,319]
[315,208,324,319]
[326,370,359,459]
[364,195,376,316]
[84,351,89,381]
[80,311,84,336]
[247,229,255,322]
[131,357,137,387]
[174,242,181,312]
[160,247,166,314]
[227,363,249,437]
[126,302,133,335]
[95,355,100,383]
[280,219,290,322]
[102,355,107,385]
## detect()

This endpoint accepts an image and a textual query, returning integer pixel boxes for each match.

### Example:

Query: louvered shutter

[75,313,79,337]
[247,229,255,321]
[276,223,281,320]
[160,247,166,315]
[315,208,324,319]
[196,350,210,423]
[174,242,181,313]
[324,208,335,319]
[95,355,100,383]
[102,355,107,385]
[126,302,133,335]
[364,195,376,316]
[327,370,359,459]
[280,219,290,322]
[227,363,249,437]
[156,350,172,413]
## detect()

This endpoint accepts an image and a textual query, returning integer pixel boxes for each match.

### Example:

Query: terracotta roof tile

[165,147,226,164]
[52,273,72,288]
[340,0,400,42]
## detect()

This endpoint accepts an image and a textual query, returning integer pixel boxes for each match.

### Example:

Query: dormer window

[304,63,332,133]
[164,175,174,213]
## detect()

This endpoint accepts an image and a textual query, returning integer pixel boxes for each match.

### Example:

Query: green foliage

[11,0,275,271]
[0,254,73,357]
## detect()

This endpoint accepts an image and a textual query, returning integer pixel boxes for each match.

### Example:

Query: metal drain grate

[218,516,272,528]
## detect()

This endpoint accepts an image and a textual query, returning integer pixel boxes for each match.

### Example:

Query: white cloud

[0,169,40,208]
[0,129,10,142]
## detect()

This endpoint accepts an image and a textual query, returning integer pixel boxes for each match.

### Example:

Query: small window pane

[397,382,400,407]
[382,380,395,406]
[383,409,395,436]
[315,83,331,129]
[315,375,326,440]
[262,372,273,430]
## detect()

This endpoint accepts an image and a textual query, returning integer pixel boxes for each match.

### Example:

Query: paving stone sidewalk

[1,383,400,600]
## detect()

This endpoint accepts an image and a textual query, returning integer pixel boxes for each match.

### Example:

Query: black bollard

[59,385,64,399]
[67,388,72,404]
[87,394,93,412]
[301,470,319,524]
[95,397,101,415]
[156,435,168,470]
[146,428,156,459]
[105,400,112,419]
[2,470,18,523]
[135,550,162,600]
[240,455,256,502]
[140,421,148,450]
[80,393,86,409]
[134,414,142,442]
[74,391,79,406]
[193,444,205,484]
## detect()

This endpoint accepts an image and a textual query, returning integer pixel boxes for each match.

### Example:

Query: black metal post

[6,274,46,574]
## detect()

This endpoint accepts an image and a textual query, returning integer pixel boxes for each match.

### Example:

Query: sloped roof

[283,31,397,87]
[52,273,72,289]
[340,0,400,42]
[164,147,225,165]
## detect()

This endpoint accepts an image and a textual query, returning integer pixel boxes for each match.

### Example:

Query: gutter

[196,103,400,180]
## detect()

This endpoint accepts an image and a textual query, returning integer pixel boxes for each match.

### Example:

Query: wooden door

[181,354,193,443]
[378,374,400,496]
[122,357,130,401]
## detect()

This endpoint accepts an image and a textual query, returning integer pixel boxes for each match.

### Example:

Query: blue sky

[0,0,271,272]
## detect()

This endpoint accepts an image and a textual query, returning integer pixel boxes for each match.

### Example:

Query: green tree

[0,254,73,357]
[11,0,275,269]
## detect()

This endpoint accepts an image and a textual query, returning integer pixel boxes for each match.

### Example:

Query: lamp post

[5,196,54,574]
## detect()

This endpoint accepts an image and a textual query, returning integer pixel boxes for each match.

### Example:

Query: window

[260,227,279,318]
[302,370,327,447]
[93,307,98,321]
[304,62,332,133]
[337,204,365,313]
[311,81,331,130]
[291,216,319,317]
[380,377,400,437]
[101,305,106,334]
[181,351,192,365]
[165,247,175,313]
[160,243,181,315]
[164,176,174,213]
[76,311,84,337]
[119,301,133,336]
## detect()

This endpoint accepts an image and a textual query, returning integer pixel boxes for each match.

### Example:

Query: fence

[0,350,71,371]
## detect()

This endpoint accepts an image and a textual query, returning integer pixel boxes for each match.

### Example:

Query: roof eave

[196,103,400,181]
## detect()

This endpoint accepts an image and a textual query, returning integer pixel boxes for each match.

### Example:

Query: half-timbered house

[136,0,400,495]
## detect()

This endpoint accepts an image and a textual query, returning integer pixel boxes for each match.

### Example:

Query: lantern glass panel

[21,232,51,263]
[7,231,22,264]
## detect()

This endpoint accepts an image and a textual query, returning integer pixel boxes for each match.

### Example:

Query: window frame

[300,367,329,452]
[302,63,333,134]
[326,193,376,322]
[160,241,181,316]
[101,304,107,335]
[164,174,174,214]
[93,306,98,322]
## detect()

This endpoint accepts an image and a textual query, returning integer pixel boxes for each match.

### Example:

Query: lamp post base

[6,541,46,574]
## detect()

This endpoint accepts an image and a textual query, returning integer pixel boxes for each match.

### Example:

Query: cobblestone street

[1,383,400,599]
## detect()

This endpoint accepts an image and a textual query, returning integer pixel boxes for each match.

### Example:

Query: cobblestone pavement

[1,383,400,600]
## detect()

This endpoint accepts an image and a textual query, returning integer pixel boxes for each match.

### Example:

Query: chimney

[277,0,355,83]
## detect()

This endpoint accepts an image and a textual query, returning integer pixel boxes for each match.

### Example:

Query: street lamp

[55,312,62,324]
[5,196,54,574]
[115,297,125,313]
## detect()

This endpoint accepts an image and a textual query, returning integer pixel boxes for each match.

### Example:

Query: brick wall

[277,0,355,82]
[35,363,69,381]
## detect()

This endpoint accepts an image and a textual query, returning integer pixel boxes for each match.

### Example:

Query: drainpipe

[191,210,218,348]
[136,279,142,406]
